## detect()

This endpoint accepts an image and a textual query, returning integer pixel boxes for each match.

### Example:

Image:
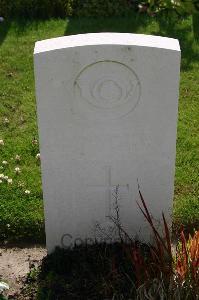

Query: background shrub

[0,0,70,19]
[72,0,132,17]
[0,0,135,19]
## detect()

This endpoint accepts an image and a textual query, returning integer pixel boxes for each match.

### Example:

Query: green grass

[0,14,198,243]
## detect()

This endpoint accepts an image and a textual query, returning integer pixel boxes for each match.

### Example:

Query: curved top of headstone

[34,32,180,55]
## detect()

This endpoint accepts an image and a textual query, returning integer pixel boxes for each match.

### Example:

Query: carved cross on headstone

[34,33,180,253]
[87,165,129,215]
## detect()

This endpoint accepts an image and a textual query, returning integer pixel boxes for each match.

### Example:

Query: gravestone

[34,33,181,253]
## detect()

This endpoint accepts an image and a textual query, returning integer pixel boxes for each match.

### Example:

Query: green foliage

[0,0,198,20]
[0,0,134,18]
[146,0,199,14]
[0,0,69,19]
[138,0,199,39]
[175,0,199,14]
[192,12,199,40]
[71,0,132,17]
[147,0,174,12]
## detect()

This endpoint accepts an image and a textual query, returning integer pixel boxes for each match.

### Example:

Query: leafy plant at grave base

[19,189,198,299]
[175,230,199,294]
[108,187,173,284]
[123,190,199,298]
[109,187,199,298]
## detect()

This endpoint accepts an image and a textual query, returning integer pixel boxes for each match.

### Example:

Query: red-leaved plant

[124,189,199,297]
[176,230,199,288]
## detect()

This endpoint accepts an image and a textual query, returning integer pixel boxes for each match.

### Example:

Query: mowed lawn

[0,15,198,243]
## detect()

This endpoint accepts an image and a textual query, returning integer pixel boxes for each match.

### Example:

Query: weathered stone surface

[34,33,181,253]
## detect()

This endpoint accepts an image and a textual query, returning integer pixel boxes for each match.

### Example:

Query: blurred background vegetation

[0,1,198,39]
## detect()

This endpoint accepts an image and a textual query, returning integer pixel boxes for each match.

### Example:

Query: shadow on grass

[0,20,11,45]
[1,15,198,72]
[64,13,149,36]
[65,13,198,71]
[153,13,199,71]
[0,18,48,43]
[9,18,42,36]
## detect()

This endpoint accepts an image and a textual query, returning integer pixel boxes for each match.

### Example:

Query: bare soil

[0,244,47,299]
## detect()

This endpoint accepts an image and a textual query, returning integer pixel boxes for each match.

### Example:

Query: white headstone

[34,33,181,253]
